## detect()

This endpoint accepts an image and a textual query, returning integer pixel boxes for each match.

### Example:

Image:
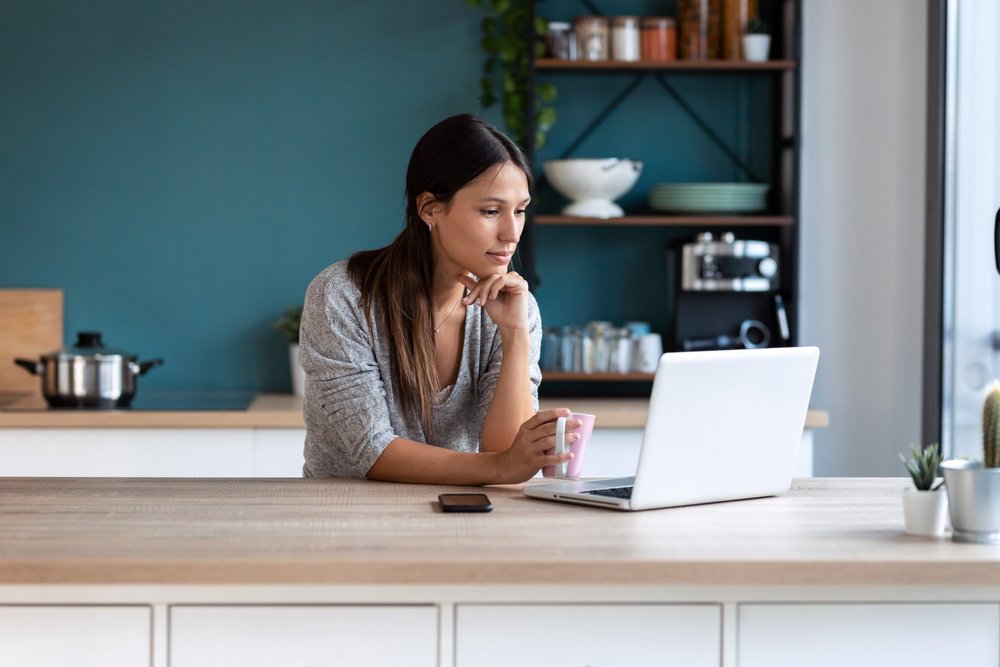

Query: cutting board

[0,289,63,396]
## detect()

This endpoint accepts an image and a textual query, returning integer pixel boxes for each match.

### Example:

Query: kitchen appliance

[543,158,643,218]
[682,319,771,351]
[681,231,779,292]
[14,331,163,408]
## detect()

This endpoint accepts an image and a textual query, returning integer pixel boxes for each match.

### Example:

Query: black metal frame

[522,0,803,347]
[922,0,948,449]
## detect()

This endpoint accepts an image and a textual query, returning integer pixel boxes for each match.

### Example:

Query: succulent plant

[984,383,1000,467]
[899,443,943,491]
[273,306,303,345]
[746,17,769,35]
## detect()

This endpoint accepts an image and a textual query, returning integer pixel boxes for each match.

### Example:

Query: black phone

[438,493,493,513]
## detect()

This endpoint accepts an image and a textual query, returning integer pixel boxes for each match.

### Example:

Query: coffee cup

[542,412,596,479]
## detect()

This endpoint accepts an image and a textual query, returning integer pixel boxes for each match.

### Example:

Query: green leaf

[503,72,517,93]
[537,82,557,103]
[535,16,548,35]
[499,43,517,63]
[536,106,556,129]
[465,0,482,7]
[534,130,546,150]
[490,0,510,12]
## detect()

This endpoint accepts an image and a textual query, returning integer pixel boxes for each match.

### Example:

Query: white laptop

[524,346,820,511]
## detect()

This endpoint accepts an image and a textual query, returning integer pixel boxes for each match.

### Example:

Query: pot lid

[48,331,135,358]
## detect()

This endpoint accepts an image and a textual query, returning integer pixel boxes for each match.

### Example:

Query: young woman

[300,114,577,484]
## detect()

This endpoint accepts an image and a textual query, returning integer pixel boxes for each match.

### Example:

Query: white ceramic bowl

[543,158,643,218]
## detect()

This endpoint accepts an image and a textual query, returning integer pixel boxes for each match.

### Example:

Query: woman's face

[423,161,530,281]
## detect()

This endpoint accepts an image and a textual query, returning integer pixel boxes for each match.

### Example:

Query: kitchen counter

[4,477,999,667]
[0,393,829,430]
[0,476,990,587]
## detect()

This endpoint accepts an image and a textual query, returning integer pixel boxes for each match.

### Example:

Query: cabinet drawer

[455,604,720,667]
[738,603,1000,667]
[169,605,437,667]
[0,605,150,667]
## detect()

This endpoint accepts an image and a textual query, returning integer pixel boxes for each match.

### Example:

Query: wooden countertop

[0,393,829,430]
[0,477,993,587]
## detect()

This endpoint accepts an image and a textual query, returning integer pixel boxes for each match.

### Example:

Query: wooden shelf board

[542,372,655,382]
[535,58,796,71]
[534,214,794,227]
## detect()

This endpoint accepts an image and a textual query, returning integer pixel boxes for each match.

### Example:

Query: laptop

[524,346,820,511]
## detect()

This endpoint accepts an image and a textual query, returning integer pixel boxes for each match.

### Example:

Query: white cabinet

[455,604,721,667]
[169,605,438,667]
[0,428,305,477]
[0,428,254,476]
[0,605,150,667]
[252,428,305,476]
[738,603,1000,667]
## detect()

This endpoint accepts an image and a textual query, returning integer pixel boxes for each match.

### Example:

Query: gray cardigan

[300,260,542,478]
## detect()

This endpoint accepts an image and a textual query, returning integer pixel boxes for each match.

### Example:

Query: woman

[300,114,577,483]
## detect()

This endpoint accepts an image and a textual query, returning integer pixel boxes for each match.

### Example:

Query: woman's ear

[416,192,440,228]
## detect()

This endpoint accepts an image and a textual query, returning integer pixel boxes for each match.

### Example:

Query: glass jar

[678,0,722,60]
[574,16,609,61]
[640,17,676,62]
[541,327,561,371]
[610,16,640,62]
[559,325,577,372]
[721,0,757,59]
[546,21,575,60]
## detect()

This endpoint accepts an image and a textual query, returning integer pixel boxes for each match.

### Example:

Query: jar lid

[611,16,640,27]
[548,21,571,30]
[641,16,676,27]
[574,15,609,26]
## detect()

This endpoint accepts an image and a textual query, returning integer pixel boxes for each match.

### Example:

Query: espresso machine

[670,231,791,352]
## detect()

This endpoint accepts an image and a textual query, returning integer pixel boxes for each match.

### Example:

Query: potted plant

[899,443,947,537]
[273,306,304,397]
[742,17,771,62]
[942,382,1000,543]
[464,0,557,149]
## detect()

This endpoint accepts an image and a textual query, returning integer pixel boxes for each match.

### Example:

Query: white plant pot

[289,343,305,397]
[742,34,771,62]
[901,487,948,537]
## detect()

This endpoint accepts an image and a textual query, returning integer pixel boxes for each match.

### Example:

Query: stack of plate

[649,183,769,213]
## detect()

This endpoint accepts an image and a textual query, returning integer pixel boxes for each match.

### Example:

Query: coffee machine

[670,232,790,352]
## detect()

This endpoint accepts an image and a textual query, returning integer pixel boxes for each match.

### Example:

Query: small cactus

[983,382,1000,467]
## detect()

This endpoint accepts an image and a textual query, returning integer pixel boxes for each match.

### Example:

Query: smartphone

[438,493,493,513]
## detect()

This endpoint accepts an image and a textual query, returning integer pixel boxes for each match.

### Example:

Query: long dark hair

[348,114,533,436]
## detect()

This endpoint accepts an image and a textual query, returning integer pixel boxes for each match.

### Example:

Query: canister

[611,16,640,62]
[574,16,609,61]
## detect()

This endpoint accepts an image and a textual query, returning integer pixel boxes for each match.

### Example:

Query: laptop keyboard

[582,486,633,499]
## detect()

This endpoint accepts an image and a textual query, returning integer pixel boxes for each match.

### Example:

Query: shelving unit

[523,1,802,389]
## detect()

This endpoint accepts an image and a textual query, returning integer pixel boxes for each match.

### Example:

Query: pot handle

[13,358,41,375]
[136,359,164,376]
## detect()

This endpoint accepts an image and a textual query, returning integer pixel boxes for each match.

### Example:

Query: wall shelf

[535,215,795,227]
[535,58,796,72]
[542,372,656,382]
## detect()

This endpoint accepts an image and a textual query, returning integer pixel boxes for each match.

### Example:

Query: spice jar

[574,16,609,61]
[678,0,722,60]
[721,0,758,59]
[640,17,676,62]
[546,21,575,60]
[610,16,640,62]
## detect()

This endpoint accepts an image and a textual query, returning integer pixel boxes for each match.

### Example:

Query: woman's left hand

[458,271,529,332]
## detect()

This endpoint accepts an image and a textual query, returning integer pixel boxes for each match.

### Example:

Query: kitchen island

[0,394,829,478]
[0,477,997,667]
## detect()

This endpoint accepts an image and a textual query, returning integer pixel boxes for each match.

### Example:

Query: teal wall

[1,0,494,390]
[1,0,776,391]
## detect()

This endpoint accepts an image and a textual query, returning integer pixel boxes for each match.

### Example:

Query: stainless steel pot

[14,331,163,408]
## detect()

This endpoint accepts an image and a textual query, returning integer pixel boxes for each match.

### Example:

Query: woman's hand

[491,408,579,484]
[458,271,529,333]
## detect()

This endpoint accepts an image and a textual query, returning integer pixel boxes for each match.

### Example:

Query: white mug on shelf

[633,333,663,373]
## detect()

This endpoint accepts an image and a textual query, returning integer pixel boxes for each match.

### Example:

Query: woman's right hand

[492,408,579,484]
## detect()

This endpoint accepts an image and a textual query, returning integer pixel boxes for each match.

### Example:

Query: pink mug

[542,412,596,480]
